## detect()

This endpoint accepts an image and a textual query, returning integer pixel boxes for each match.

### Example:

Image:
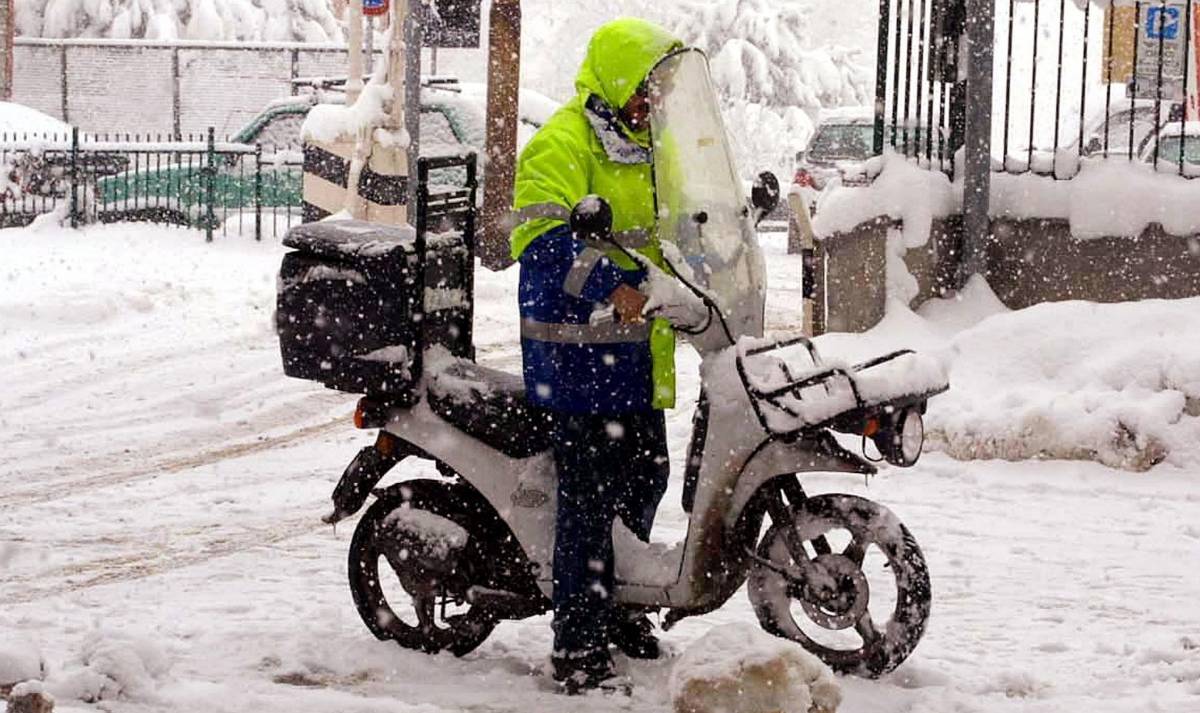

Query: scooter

[304,49,949,678]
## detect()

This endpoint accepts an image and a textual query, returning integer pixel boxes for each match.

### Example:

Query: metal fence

[876,0,1199,179]
[0,128,303,239]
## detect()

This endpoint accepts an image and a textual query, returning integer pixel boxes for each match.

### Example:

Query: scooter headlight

[873,407,925,467]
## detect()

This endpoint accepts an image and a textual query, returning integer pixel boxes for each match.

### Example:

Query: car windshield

[808,123,929,161]
[808,124,874,160]
[1153,136,1200,164]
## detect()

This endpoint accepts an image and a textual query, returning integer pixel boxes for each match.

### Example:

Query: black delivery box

[276,219,470,402]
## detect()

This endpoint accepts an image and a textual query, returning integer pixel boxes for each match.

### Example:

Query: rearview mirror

[570,194,613,243]
[751,171,780,222]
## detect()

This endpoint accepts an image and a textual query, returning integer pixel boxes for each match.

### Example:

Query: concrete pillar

[960,0,995,282]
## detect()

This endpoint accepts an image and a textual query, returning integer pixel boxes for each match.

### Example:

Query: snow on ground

[2,223,1199,712]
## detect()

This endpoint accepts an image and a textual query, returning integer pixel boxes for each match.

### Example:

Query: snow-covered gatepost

[299,0,410,225]
[813,0,1200,334]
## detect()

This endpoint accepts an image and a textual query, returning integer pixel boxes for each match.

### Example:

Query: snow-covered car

[96,78,559,224]
[1138,121,1200,172]
[791,109,932,213]
[1080,98,1179,159]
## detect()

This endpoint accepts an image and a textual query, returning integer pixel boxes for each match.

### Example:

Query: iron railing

[0,127,304,239]
[876,0,1199,179]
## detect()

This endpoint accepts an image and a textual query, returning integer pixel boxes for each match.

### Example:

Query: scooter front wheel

[347,479,498,656]
[747,493,931,678]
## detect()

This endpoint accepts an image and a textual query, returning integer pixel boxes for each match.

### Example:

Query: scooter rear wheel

[747,493,931,678]
[347,479,498,656]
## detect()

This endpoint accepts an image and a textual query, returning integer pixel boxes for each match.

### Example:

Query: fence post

[874,0,891,157]
[68,126,78,229]
[960,0,995,283]
[59,44,69,123]
[290,48,299,95]
[254,143,262,241]
[205,126,215,242]
[172,47,181,140]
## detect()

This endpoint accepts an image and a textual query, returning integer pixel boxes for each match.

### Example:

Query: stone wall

[819,216,1200,332]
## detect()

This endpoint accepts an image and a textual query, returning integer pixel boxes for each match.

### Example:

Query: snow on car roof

[0,101,72,137]
[816,106,874,124]
[1156,121,1200,137]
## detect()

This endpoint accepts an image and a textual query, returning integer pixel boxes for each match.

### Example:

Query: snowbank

[821,276,1200,472]
[925,295,1200,471]
[48,630,171,704]
[0,636,45,689]
[670,624,841,713]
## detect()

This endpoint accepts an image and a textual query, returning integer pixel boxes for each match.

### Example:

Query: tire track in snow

[0,414,348,510]
[0,514,324,605]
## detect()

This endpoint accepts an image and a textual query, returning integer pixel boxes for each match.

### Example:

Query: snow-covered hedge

[17,0,344,42]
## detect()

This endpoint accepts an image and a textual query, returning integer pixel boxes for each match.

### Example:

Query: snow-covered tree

[16,0,345,43]
[670,0,874,176]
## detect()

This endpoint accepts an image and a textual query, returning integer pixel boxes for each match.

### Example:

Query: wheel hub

[795,553,870,630]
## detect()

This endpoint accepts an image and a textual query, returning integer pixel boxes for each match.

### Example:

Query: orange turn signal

[862,417,880,437]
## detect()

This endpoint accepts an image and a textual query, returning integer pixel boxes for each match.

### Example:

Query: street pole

[365,17,374,76]
[479,0,522,270]
[405,0,422,215]
[347,0,364,104]
[960,0,994,282]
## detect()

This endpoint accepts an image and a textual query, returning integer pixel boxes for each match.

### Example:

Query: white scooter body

[330,48,948,677]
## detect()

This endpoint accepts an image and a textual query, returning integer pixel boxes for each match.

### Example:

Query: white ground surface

[2,223,1199,712]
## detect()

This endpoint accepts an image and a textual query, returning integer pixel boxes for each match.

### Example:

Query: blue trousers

[550,410,669,658]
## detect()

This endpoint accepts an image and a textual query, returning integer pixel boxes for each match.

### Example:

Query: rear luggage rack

[275,153,477,403]
[735,335,948,439]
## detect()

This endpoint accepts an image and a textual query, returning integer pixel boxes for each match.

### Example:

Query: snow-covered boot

[552,649,628,696]
[609,611,660,659]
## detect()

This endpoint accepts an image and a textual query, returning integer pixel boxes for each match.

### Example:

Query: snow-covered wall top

[17,0,345,43]
[811,153,960,247]
[815,155,1200,242]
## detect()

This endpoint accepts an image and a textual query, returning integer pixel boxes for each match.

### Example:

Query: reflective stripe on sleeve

[520,317,651,344]
[512,202,651,250]
[562,247,606,298]
[508,202,572,230]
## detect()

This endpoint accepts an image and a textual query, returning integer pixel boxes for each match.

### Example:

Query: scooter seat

[427,360,553,459]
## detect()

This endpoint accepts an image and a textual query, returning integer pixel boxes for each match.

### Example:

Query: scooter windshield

[648,49,766,351]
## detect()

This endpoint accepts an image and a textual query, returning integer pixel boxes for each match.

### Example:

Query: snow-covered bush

[670,0,873,176]
[669,624,841,713]
[17,0,344,42]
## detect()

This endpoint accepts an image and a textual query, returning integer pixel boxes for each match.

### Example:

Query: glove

[640,263,710,331]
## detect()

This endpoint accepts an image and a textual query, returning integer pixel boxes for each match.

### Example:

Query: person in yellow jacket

[508,17,684,693]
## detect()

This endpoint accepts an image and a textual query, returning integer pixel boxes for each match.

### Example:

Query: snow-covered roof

[0,102,72,137]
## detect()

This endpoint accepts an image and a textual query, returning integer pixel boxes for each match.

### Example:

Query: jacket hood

[575,18,683,112]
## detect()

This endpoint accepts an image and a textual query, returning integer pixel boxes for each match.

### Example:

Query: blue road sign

[1146,6,1181,41]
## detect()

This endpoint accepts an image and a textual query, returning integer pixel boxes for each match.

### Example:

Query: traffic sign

[1135,3,1187,100]
[363,0,388,17]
